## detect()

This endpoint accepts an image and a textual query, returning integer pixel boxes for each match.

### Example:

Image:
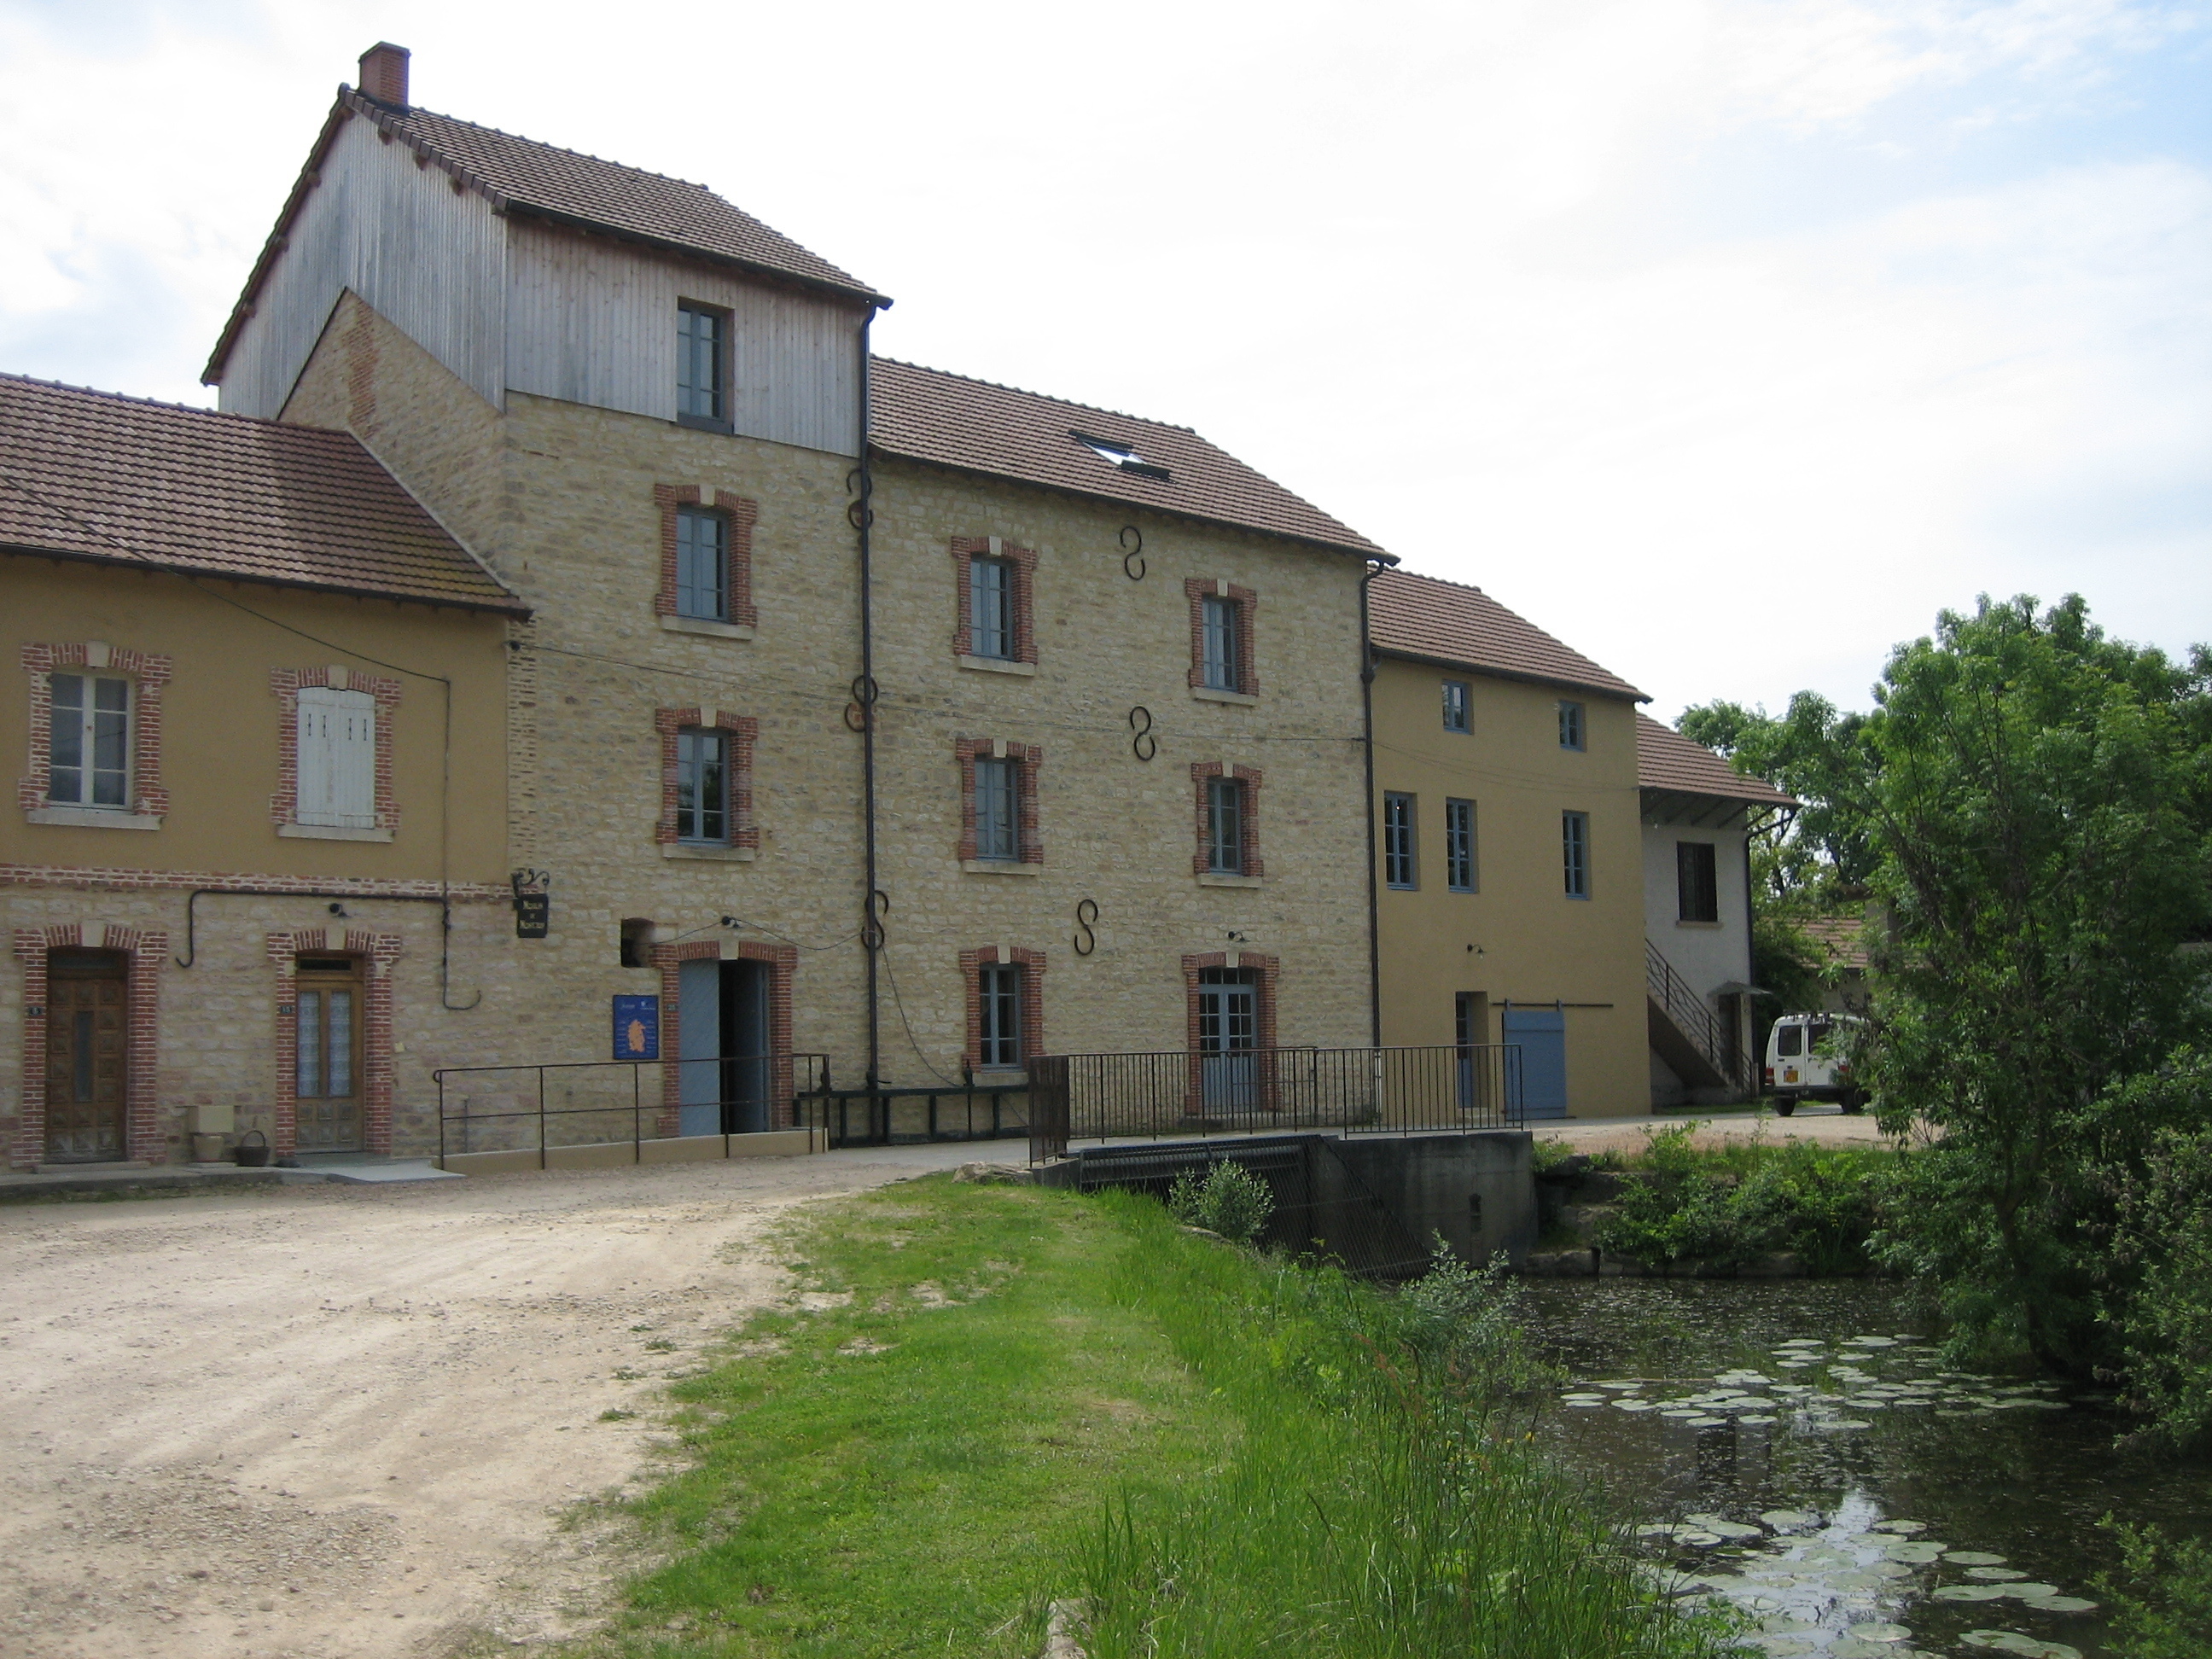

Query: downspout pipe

[1359,559,1386,1048]
[855,319,883,1100]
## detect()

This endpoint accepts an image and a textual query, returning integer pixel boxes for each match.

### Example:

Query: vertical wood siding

[504,220,863,456]
[218,115,507,418]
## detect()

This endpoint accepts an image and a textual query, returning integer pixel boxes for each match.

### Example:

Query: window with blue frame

[1445,797,1476,892]
[1557,700,1585,751]
[1383,791,1417,888]
[1562,810,1590,898]
[674,506,729,620]
[676,303,727,428]
[1441,678,1470,732]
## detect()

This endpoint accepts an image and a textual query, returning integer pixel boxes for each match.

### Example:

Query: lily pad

[1760,1509,1818,1529]
[1965,1567,2029,1580]
[1996,1585,2060,1600]
[1685,1415,1728,1427]
[1848,1623,1912,1644]
[1738,1414,1779,1425]
[1883,1542,1946,1563]
[2021,1595,2097,1614]
[1959,1634,2081,1659]
[1613,1399,1656,1412]
[1871,1520,1929,1533]
[1933,1584,2011,1601]
[1946,1551,2009,1566]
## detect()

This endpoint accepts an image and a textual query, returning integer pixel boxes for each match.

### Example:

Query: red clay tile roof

[1367,568,1644,699]
[207,89,885,382]
[869,358,1389,559]
[1636,713,1797,807]
[1801,914,1870,969]
[0,374,523,614]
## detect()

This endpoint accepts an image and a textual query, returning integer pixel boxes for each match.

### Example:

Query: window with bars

[969,555,1016,659]
[675,506,730,620]
[977,963,1023,1068]
[974,756,1021,861]
[677,303,727,428]
[295,963,358,1100]
[1445,797,1476,892]
[676,728,730,844]
[1441,678,1470,732]
[1563,810,1591,898]
[48,672,131,808]
[1558,699,1586,751]
[1677,840,1720,923]
[1206,774,1247,875]
[1383,791,1417,888]
[1201,594,1241,691]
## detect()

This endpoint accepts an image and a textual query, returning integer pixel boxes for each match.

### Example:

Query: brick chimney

[357,42,410,108]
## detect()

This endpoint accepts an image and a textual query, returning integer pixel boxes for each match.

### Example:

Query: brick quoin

[954,737,1044,864]
[1180,949,1280,1116]
[957,945,1047,1072]
[9,922,168,1169]
[265,928,402,1156]
[949,536,1038,665]
[654,484,760,628]
[268,667,404,831]
[1190,761,1266,880]
[649,938,799,1135]
[1182,579,1258,695]
[19,642,173,818]
[653,707,760,848]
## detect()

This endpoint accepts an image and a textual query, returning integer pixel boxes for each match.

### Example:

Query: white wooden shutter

[296,687,378,828]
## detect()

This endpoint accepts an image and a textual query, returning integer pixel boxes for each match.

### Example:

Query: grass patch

[581,1176,1727,1658]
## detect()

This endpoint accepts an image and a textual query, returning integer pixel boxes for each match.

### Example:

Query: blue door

[1501,1005,1568,1121]
[1197,974,1259,1112]
[677,958,722,1138]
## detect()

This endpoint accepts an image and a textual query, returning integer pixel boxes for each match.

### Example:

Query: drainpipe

[855,319,883,1100]
[1359,560,1385,1048]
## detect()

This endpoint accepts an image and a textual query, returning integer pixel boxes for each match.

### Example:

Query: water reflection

[1521,1278,2206,1659]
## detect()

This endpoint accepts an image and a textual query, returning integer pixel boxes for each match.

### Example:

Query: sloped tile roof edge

[1367,567,1645,701]
[867,357,1394,562]
[0,373,529,618]
[1635,712,1798,808]
[205,87,889,385]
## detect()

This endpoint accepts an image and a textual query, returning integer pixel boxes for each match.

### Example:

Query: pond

[1519,1278,2208,1659]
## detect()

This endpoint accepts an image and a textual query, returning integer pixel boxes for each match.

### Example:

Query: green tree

[1784,597,2212,1378]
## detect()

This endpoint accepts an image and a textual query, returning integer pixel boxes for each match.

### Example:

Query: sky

[3,0,2206,723]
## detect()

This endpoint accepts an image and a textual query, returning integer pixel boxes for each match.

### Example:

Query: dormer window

[1072,431,1170,481]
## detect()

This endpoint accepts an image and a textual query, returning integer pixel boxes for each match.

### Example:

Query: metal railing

[797,1083,1032,1150]
[1027,1044,1525,1163]
[433,1053,830,1166]
[1644,940,1751,1093]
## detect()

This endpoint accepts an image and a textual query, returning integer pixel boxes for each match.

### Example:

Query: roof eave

[0,540,533,620]
[504,201,889,311]
[870,443,1393,563]
[1374,644,1644,703]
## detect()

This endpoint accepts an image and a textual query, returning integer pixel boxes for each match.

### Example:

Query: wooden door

[294,957,364,1151]
[44,951,128,1163]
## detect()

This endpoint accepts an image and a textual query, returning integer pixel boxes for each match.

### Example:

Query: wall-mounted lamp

[328,902,351,918]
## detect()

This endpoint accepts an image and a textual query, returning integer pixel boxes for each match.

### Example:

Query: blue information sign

[612,994,661,1061]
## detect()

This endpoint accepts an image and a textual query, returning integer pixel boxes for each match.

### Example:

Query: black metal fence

[797,1083,1032,1150]
[1029,1044,1524,1162]
[432,1053,830,1164]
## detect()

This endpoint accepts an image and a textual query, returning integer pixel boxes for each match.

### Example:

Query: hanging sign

[613,994,660,1061]
[511,869,551,939]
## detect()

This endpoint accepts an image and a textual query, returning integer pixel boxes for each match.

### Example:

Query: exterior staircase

[1645,940,1752,1099]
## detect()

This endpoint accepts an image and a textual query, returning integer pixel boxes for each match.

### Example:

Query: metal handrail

[432,1054,830,1167]
[1644,941,1749,1091]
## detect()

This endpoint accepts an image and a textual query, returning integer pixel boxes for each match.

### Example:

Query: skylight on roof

[1072,431,1170,482]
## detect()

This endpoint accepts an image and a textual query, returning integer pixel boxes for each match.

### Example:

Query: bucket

[232,1129,272,1168]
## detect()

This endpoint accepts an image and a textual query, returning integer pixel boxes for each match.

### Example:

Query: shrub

[2096,1518,2212,1659]
[1166,1159,1276,1246]
[1596,1124,1893,1273]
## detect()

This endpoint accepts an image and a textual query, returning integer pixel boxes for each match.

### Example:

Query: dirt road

[0,1144,985,1659]
[1537,1103,1901,1161]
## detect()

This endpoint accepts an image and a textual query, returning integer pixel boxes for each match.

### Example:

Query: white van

[1763,1014,1866,1115]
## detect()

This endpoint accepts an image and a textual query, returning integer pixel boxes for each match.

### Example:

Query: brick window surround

[958,946,1046,1073]
[1183,579,1258,694]
[1179,950,1280,1115]
[1190,761,1266,879]
[265,928,402,1157]
[654,707,760,848]
[956,737,1045,864]
[269,667,404,832]
[654,484,760,628]
[951,536,1038,664]
[9,922,167,1169]
[649,939,798,1136]
[19,642,172,819]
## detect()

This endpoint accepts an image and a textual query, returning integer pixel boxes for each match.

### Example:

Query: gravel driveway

[0,1143,987,1659]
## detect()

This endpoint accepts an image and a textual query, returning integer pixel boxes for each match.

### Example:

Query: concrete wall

[1370,656,1650,1117]
[1329,1131,1536,1266]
